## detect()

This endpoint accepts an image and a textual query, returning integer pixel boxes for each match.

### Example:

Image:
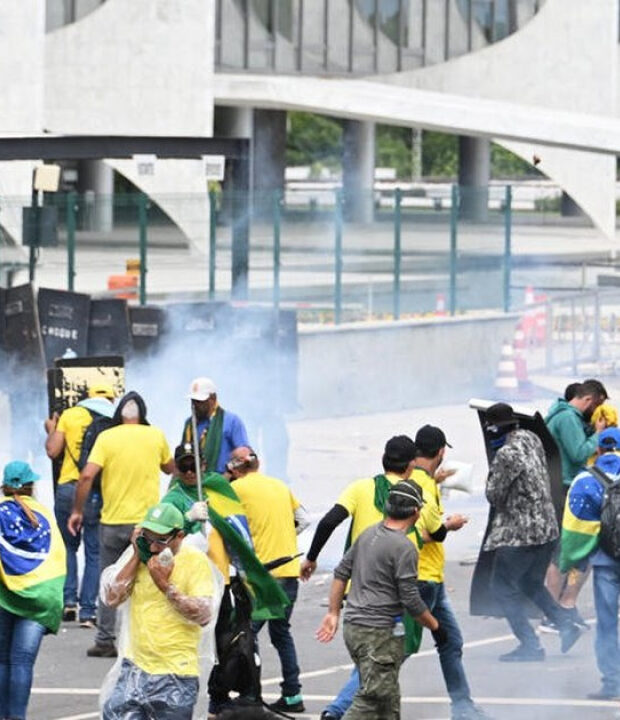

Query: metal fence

[0,184,601,324]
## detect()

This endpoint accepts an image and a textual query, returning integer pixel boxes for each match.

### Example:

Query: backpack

[69,410,114,493]
[588,465,620,560]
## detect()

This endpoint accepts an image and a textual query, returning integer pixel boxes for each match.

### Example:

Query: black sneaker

[320,713,339,720]
[499,645,545,662]
[567,607,590,630]
[86,642,117,658]
[560,622,582,654]
[269,694,305,713]
[62,606,77,622]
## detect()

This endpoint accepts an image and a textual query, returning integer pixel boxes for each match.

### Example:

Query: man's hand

[431,624,449,648]
[44,412,59,434]
[67,512,83,536]
[445,514,468,531]
[595,415,607,432]
[147,554,174,594]
[435,467,457,484]
[316,611,339,643]
[300,559,317,582]
[186,501,208,523]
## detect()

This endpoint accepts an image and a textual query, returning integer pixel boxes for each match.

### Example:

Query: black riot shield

[1,283,44,370]
[87,299,132,356]
[469,401,562,617]
[38,287,90,366]
[128,305,167,355]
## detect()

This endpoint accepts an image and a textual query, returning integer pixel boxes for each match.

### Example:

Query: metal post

[273,189,281,310]
[334,190,343,324]
[138,192,148,306]
[503,185,512,312]
[571,298,577,375]
[593,290,601,361]
[29,183,38,283]
[209,191,217,300]
[66,191,76,291]
[449,184,458,315]
[393,188,402,320]
[231,151,251,300]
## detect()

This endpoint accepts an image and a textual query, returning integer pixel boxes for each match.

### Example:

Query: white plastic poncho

[99,531,224,719]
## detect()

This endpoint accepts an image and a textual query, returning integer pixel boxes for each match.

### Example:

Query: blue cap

[598,428,620,451]
[2,461,40,488]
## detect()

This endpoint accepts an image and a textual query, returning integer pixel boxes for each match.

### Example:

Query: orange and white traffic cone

[494,340,519,399]
[435,293,447,316]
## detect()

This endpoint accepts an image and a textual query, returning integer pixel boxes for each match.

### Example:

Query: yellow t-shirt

[56,406,93,485]
[88,424,171,525]
[337,472,404,544]
[232,471,301,578]
[411,467,445,583]
[127,545,213,676]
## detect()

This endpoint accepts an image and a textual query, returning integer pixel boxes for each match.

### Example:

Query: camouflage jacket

[484,428,558,551]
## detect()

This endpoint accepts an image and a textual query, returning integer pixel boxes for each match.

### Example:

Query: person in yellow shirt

[100,502,216,720]
[44,383,115,626]
[227,446,309,715]
[68,391,174,658]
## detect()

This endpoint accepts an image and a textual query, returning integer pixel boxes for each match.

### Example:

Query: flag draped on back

[0,496,66,632]
[165,473,289,621]
[559,470,603,573]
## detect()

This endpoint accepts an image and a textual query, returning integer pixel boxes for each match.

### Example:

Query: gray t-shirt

[334,522,428,627]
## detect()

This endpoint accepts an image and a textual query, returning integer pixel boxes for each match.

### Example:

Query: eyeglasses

[137,531,177,547]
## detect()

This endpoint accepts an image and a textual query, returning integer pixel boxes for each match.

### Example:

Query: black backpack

[588,465,620,560]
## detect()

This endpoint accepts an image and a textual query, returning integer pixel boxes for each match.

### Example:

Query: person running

[316,481,442,719]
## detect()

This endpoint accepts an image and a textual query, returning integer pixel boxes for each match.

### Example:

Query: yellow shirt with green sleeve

[56,406,93,485]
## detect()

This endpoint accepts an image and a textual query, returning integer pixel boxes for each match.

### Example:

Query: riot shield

[87,299,131,356]
[38,287,90,366]
[128,305,167,355]
[469,400,562,617]
[1,283,44,370]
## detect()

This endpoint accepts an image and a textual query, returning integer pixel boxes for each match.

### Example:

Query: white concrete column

[342,119,375,223]
[253,109,287,192]
[458,135,490,221]
[78,160,114,232]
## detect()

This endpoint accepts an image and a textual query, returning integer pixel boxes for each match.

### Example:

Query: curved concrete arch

[215,0,618,239]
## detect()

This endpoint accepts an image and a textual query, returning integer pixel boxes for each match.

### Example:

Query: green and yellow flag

[0,496,66,633]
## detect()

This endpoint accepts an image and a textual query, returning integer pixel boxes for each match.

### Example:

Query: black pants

[491,542,565,649]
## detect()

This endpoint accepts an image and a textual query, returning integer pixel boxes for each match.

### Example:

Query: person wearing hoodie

[543,379,608,631]
[68,391,174,658]
[44,383,116,628]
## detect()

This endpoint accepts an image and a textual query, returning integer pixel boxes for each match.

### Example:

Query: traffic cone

[525,285,535,306]
[513,322,533,399]
[494,340,519,399]
[435,293,447,316]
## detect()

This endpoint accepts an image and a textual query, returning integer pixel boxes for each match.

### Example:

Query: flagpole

[190,401,205,512]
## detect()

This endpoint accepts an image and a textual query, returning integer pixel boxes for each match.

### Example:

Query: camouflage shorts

[342,622,404,720]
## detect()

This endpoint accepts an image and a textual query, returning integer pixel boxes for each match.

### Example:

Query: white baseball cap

[188,377,217,401]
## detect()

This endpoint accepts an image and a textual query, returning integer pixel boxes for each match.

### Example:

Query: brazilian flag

[164,473,290,621]
[0,496,66,633]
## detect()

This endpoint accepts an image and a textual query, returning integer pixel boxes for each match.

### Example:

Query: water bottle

[393,615,405,637]
[158,548,174,567]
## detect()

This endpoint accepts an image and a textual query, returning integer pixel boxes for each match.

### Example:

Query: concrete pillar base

[78,160,114,232]
[343,120,375,224]
[458,136,490,222]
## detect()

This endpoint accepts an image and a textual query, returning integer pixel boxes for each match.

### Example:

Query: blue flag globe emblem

[0,503,51,576]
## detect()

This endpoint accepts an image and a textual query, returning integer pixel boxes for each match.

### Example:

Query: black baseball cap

[414,425,452,454]
[174,443,195,464]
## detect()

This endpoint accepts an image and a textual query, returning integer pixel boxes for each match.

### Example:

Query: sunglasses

[137,531,177,547]
[178,461,196,473]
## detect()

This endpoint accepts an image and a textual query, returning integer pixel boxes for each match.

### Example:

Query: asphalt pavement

[27,383,620,719]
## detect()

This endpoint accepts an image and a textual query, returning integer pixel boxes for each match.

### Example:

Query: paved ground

[24,381,620,719]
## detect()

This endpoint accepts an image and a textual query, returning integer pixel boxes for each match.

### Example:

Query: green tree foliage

[491,144,541,179]
[422,131,458,178]
[375,125,412,179]
[286,112,342,170]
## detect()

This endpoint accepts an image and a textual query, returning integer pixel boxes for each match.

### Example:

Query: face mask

[136,535,155,564]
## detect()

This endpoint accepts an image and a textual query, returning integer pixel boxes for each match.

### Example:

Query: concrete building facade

[0,0,618,249]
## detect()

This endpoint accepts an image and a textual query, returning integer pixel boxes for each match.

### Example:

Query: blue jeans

[252,577,301,696]
[326,582,473,717]
[0,608,46,720]
[55,482,102,620]
[593,564,620,694]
